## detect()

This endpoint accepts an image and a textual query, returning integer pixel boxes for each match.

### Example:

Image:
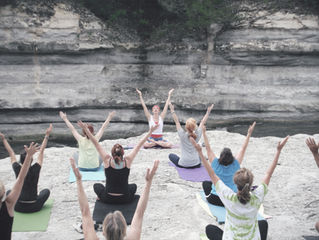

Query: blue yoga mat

[69,165,105,183]
[198,191,264,223]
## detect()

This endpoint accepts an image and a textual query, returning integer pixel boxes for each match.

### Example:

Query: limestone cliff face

[0,2,318,140]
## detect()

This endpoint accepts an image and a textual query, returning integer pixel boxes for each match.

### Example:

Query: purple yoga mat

[168,162,211,182]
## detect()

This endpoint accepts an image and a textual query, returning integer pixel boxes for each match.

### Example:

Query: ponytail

[234,168,254,205]
[111,144,124,165]
[185,118,197,140]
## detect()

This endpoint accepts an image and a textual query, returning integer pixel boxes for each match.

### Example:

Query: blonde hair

[103,211,127,240]
[185,118,197,140]
[0,181,5,201]
[233,168,254,205]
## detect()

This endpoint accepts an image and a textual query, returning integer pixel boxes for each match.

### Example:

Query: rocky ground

[1,130,318,240]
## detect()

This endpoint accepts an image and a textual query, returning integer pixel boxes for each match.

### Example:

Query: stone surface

[1,131,318,239]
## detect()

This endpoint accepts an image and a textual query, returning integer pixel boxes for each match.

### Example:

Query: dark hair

[20,151,27,164]
[82,124,94,139]
[234,168,254,205]
[219,148,234,166]
[111,144,124,164]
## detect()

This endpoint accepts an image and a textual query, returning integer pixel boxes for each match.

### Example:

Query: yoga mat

[124,144,179,150]
[12,198,54,232]
[197,191,265,223]
[200,234,209,240]
[93,195,140,225]
[168,162,211,182]
[303,236,319,240]
[69,165,105,183]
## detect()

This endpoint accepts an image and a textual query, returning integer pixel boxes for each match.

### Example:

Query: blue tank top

[210,157,240,195]
[105,159,130,194]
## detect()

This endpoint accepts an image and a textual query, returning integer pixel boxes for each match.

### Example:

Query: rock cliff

[0,1,318,142]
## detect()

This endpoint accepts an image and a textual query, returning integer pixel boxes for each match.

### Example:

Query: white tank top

[148,115,163,137]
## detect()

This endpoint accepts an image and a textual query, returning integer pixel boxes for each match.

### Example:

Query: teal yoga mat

[12,199,54,232]
[69,165,105,182]
[197,191,265,223]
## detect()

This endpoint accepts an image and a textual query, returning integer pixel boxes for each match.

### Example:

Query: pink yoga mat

[169,162,211,182]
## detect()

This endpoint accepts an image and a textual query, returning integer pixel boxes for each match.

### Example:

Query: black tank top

[0,201,14,240]
[105,159,130,194]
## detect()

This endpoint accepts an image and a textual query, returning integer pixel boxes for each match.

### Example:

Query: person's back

[78,136,100,169]
[12,162,40,201]
[216,180,267,239]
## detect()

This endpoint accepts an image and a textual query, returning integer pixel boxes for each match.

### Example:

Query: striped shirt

[216,180,268,240]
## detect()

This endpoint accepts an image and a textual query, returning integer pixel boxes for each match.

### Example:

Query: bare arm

[202,126,216,163]
[59,111,82,142]
[78,121,111,167]
[306,138,319,168]
[136,88,151,121]
[160,89,174,120]
[199,104,214,129]
[6,142,40,216]
[235,122,256,164]
[70,157,98,240]
[262,136,289,186]
[190,138,219,185]
[169,103,182,131]
[0,132,17,164]
[95,111,115,141]
[127,160,159,240]
[37,124,53,166]
[126,125,159,166]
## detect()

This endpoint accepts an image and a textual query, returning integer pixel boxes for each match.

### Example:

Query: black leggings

[168,153,201,169]
[14,189,50,213]
[93,183,137,204]
[202,181,224,207]
[206,220,268,240]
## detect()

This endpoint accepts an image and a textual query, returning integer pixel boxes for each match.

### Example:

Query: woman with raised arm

[0,125,52,213]
[136,88,174,148]
[60,111,115,171]
[202,122,256,206]
[70,157,159,240]
[78,121,158,204]
[0,142,39,239]
[168,103,214,168]
[191,135,289,240]
[306,137,319,232]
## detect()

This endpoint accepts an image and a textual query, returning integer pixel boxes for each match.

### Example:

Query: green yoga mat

[12,199,54,232]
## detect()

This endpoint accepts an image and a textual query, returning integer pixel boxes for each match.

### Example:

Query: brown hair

[111,144,124,164]
[185,118,197,140]
[233,168,254,205]
[219,148,234,166]
[82,124,94,139]
[103,210,127,240]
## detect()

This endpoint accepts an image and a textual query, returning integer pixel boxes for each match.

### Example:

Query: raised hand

[59,111,67,120]
[46,124,53,136]
[108,111,116,119]
[70,157,82,181]
[247,121,256,136]
[150,124,159,133]
[277,136,289,151]
[0,132,5,140]
[24,142,40,156]
[202,125,206,133]
[145,160,159,182]
[77,120,86,130]
[306,138,319,154]
[190,137,202,153]
[168,89,174,96]
[207,104,214,113]
[136,88,142,96]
